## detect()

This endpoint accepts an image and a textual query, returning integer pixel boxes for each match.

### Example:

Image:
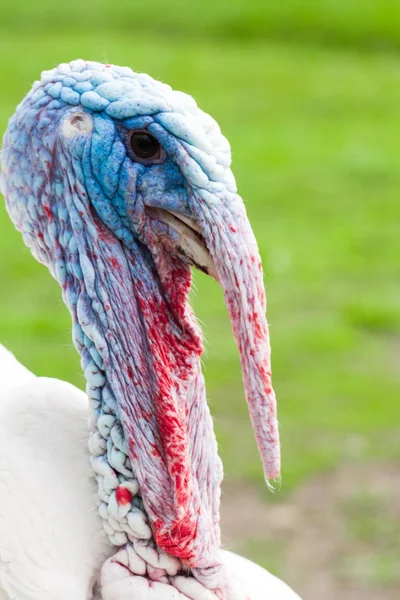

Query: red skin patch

[153,517,197,562]
[109,256,121,269]
[88,204,117,244]
[115,486,132,505]
[135,286,201,511]
[43,205,52,219]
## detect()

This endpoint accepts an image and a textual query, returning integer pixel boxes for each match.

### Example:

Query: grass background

[0,1,399,595]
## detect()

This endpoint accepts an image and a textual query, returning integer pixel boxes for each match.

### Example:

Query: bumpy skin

[0,60,280,597]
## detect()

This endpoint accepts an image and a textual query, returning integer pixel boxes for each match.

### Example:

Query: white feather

[0,346,301,599]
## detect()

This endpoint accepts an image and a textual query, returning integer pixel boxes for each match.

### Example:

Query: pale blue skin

[2,60,234,285]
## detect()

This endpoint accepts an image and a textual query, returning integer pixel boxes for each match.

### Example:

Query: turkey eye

[129,130,162,162]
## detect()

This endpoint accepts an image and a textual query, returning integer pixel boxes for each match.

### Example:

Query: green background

[0,2,399,596]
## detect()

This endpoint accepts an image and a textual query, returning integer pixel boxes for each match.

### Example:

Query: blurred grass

[338,491,400,586]
[0,3,400,500]
[2,1,400,52]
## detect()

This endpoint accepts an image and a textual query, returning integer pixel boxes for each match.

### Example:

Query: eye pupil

[130,131,160,160]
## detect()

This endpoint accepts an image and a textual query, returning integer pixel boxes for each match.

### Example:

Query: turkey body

[0,345,300,600]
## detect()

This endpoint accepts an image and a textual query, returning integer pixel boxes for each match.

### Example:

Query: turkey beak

[145,206,218,280]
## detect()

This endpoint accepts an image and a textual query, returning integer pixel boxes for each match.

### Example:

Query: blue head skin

[0,60,280,580]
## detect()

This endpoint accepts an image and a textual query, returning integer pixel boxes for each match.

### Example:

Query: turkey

[0,60,301,599]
